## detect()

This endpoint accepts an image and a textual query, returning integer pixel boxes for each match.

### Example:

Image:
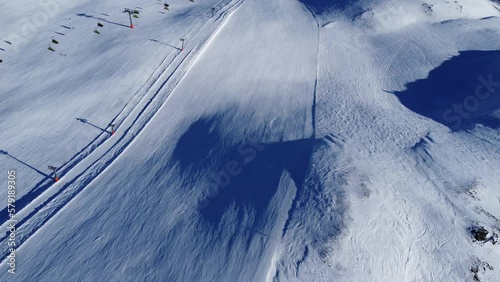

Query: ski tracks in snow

[0,0,245,265]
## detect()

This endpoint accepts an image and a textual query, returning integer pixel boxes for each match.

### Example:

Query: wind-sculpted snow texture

[1,0,500,281]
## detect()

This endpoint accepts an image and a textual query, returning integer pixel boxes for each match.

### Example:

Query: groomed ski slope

[0,0,243,263]
[1,0,318,281]
[1,0,500,281]
[0,0,234,204]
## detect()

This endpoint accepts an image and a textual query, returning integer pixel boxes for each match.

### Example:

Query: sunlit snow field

[1,0,500,281]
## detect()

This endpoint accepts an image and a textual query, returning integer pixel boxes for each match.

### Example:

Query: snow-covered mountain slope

[285,0,500,281]
[0,0,230,204]
[1,0,500,281]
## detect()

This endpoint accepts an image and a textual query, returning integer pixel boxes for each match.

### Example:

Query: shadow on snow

[394,50,500,131]
[172,115,314,225]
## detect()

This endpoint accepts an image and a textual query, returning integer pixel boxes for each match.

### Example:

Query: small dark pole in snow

[108,123,116,135]
[212,8,216,17]
[48,166,58,182]
[123,8,135,29]
[180,38,185,51]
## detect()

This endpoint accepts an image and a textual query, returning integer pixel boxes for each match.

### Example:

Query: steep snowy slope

[1,0,500,281]
[0,0,226,205]
[1,0,318,281]
[276,0,500,281]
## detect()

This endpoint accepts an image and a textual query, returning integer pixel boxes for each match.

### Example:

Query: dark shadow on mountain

[478,113,500,129]
[172,116,222,172]
[198,138,314,225]
[171,113,315,225]
[298,0,357,11]
[171,111,314,225]
[297,0,364,18]
[393,50,500,131]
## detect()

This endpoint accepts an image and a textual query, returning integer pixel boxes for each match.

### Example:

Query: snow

[1,0,500,281]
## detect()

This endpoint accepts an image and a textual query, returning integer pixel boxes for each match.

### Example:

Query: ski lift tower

[48,166,59,182]
[180,38,185,51]
[108,123,116,135]
[123,8,139,29]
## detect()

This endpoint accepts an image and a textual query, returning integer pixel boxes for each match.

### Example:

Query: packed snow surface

[1,0,500,281]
